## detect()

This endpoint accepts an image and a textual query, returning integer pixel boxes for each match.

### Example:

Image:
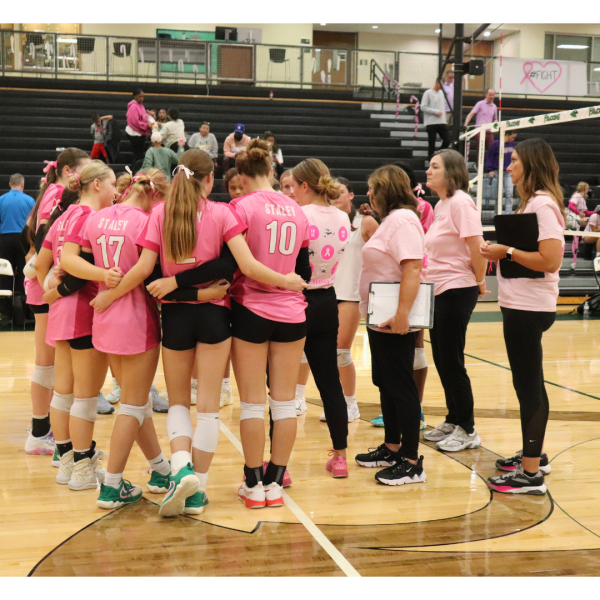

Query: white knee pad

[143,399,153,420]
[50,391,74,413]
[23,254,37,280]
[32,365,55,390]
[239,402,266,421]
[337,349,353,368]
[192,413,220,453]
[269,396,297,421]
[118,403,147,427]
[300,352,308,364]
[166,404,193,442]
[70,396,98,423]
[414,348,428,370]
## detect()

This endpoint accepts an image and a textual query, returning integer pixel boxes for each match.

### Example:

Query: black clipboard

[493,213,544,279]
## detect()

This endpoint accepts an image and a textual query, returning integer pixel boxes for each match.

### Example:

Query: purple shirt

[471,99,498,126]
[442,82,454,111]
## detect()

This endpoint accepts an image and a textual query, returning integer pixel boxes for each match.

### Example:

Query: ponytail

[292,158,340,202]
[116,167,169,204]
[68,160,113,193]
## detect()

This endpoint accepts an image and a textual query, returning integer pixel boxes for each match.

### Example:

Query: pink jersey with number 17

[229,190,310,323]
[80,203,161,355]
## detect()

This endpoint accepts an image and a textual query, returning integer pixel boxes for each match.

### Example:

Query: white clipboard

[367,282,435,330]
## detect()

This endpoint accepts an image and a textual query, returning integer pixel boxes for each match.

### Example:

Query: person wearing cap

[223,123,251,173]
[188,122,218,162]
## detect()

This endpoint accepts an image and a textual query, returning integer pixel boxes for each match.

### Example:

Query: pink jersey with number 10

[80,203,161,355]
[229,190,310,323]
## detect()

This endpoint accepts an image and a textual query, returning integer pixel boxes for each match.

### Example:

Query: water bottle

[584,301,590,319]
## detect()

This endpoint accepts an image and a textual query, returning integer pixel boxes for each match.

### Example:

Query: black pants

[127,134,147,165]
[304,287,348,450]
[368,327,420,460]
[426,124,450,160]
[429,286,479,433]
[0,233,26,296]
[502,307,555,458]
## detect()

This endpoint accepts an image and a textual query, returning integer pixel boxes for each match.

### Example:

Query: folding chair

[0,259,15,329]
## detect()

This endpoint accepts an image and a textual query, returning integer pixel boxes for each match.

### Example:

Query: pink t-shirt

[26,183,65,306]
[81,204,160,355]
[584,212,600,232]
[138,199,246,307]
[359,209,426,324]
[472,99,498,126]
[229,190,310,323]
[425,190,483,295]
[497,193,565,312]
[569,192,593,216]
[418,198,434,233]
[42,204,98,344]
[302,203,351,290]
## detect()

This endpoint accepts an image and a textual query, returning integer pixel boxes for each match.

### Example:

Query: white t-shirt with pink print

[302,203,351,290]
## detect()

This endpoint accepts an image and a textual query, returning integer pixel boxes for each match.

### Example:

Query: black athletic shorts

[161,302,231,350]
[67,335,94,350]
[231,300,306,344]
[337,299,359,305]
[29,303,49,314]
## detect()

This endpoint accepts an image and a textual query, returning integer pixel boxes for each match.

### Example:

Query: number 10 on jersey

[266,221,297,255]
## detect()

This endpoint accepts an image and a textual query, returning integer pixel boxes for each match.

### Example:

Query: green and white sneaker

[371,415,384,427]
[183,491,209,515]
[147,469,170,493]
[52,447,60,468]
[56,449,74,485]
[97,479,143,509]
[159,463,199,517]
[420,410,427,431]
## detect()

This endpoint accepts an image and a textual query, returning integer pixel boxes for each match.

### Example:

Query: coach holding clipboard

[480,138,565,497]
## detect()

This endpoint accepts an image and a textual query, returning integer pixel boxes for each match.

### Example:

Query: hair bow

[173,165,194,179]
[43,160,58,174]
[413,183,424,197]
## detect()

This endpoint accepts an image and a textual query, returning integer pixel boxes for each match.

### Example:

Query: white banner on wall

[492,57,587,96]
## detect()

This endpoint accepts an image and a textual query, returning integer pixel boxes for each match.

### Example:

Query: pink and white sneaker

[326,452,349,478]
[25,430,55,455]
[238,483,266,509]
[262,461,292,488]
[265,482,284,507]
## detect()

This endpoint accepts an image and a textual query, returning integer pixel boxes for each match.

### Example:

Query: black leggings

[426,123,450,160]
[127,134,147,165]
[429,286,479,433]
[368,327,420,460]
[502,307,555,458]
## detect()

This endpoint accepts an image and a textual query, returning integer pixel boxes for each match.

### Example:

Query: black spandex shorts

[231,300,306,344]
[337,299,359,305]
[67,335,94,350]
[29,303,49,315]
[161,302,231,350]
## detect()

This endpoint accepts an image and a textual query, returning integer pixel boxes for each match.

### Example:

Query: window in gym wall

[544,33,591,62]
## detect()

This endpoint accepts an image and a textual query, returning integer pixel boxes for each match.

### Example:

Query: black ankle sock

[57,441,73,456]
[244,464,263,488]
[524,469,538,478]
[263,461,286,486]
[74,441,96,463]
[32,415,51,438]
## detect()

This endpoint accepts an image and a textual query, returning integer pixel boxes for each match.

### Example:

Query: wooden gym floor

[2,302,600,577]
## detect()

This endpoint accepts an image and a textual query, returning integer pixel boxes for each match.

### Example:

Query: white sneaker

[105,377,121,404]
[238,482,266,509]
[159,389,169,402]
[190,379,197,406]
[319,411,326,422]
[295,394,307,416]
[220,386,233,408]
[68,450,106,490]
[436,426,481,452]
[25,430,55,455]
[423,421,456,442]
[347,399,360,422]
[56,449,74,484]
[265,482,284,507]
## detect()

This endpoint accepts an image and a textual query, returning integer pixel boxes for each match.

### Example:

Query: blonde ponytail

[292,158,340,201]
[68,160,113,193]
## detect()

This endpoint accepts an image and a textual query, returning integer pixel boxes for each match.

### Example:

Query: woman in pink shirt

[292,159,352,478]
[355,165,427,485]
[23,148,90,459]
[568,182,592,228]
[126,88,152,165]
[423,149,487,453]
[480,139,564,496]
[36,161,118,492]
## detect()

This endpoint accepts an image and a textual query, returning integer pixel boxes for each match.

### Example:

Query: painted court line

[218,420,361,578]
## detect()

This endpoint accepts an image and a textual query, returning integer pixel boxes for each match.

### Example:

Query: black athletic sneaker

[487,464,547,495]
[355,444,399,468]
[495,449,551,475]
[375,456,427,486]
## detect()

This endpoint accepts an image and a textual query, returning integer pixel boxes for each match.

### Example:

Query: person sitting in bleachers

[141,131,185,181]
[156,108,168,128]
[188,122,218,163]
[160,107,186,152]
[223,123,251,173]
[569,182,593,228]
[581,209,600,259]
[263,130,284,179]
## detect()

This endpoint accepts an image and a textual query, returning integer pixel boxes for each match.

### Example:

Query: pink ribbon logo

[520,61,563,94]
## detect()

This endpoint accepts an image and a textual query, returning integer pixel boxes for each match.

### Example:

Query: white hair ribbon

[172,165,194,179]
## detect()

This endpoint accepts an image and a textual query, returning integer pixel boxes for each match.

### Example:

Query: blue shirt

[0,189,35,234]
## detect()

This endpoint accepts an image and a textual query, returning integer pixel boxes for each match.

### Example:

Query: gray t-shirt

[188,132,218,159]
[91,120,109,143]
[421,89,447,126]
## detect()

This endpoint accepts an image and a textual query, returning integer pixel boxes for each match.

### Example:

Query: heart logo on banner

[520,61,563,93]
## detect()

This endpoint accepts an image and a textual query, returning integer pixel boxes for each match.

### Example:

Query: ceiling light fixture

[372,25,378,29]
[483,31,491,37]
[435,28,441,34]
[557,44,589,49]
[320,23,326,26]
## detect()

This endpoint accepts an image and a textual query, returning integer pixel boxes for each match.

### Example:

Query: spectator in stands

[126,88,152,166]
[421,80,451,160]
[141,131,185,181]
[280,169,296,201]
[0,173,35,299]
[223,123,251,173]
[263,130,284,178]
[442,70,455,125]
[569,182,593,226]
[485,130,518,214]
[90,113,113,162]
[464,89,498,149]
[156,108,168,127]
[224,168,245,200]
[188,122,218,162]
[160,107,186,152]
[582,210,600,257]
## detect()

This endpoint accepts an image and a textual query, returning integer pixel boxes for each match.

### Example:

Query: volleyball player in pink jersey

[91,149,305,516]
[23,149,90,458]
[291,159,351,478]
[39,161,118,491]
